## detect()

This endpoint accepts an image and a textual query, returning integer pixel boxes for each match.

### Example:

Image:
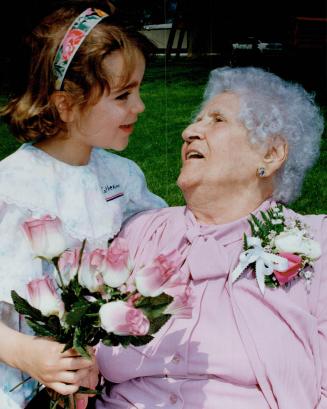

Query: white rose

[300,239,321,259]
[274,228,321,259]
[274,229,303,253]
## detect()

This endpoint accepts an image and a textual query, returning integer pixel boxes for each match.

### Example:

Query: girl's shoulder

[92,148,145,179]
[92,148,167,218]
[0,144,123,243]
[92,148,132,166]
[0,143,30,166]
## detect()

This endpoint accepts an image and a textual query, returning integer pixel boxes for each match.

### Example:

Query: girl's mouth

[120,123,134,133]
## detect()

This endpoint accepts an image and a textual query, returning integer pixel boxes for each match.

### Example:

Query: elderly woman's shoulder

[122,206,186,236]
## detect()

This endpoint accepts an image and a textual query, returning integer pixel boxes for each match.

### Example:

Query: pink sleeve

[315,216,327,408]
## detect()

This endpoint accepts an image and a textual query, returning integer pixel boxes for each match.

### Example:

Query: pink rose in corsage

[231,204,321,294]
[27,277,65,319]
[62,29,84,61]
[23,215,66,259]
[273,252,302,285]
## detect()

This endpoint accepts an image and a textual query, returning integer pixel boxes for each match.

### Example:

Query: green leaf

[243,233,249,250]
[11,291,44,321]
[248,219,256,237]
[101,338,114,347]
[73,327,91,359]
[149,314,171,335]
[65,299,91,326]
[264,274,279,288]
[100,333,152,348]
[128,334,154,346]
[260,210,273,229]
[77,386,102,395]
[135,293,173,308]
[26,319,57,338]
[46,315,62,334]
[135,293,173,320]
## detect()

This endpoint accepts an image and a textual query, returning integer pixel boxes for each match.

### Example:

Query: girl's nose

[131,94,145,114]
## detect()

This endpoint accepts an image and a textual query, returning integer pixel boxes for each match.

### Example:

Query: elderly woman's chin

[177,163,200,193]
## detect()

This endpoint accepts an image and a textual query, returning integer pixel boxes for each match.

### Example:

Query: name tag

[101,184,124,202]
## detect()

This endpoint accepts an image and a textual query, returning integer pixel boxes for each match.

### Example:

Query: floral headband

[53,7,109,91]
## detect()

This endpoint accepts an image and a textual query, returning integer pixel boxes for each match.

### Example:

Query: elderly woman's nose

[182,123,203,141]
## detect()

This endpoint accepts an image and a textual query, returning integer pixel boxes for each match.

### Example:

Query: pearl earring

[257,167,266,177]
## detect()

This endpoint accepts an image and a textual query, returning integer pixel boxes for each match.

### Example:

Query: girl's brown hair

[0,1,155,142]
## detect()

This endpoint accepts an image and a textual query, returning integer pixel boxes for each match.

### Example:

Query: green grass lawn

[0,59,326,214]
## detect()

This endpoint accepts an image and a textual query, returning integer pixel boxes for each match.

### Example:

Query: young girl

[0,2,166,408]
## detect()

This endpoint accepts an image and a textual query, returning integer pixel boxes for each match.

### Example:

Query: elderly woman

[95,66,326,409]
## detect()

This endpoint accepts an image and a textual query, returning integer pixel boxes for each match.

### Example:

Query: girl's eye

[115,91,130,101]
[214,116,223,122]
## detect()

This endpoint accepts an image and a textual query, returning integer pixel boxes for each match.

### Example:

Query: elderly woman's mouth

[185,151,205,160]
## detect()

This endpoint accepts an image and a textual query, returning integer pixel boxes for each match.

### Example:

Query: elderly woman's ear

[259,138,288,178]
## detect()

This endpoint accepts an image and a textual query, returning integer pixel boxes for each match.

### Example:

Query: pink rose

[99,300,150,336]
[127,293,142,306]
[135,249,184,297]
[23,215,66,259]
[165,286,193,319]
[96,238,131,288]
[62,29,84,61]
[274,252,302,285]
[27,277,64,318]
[78,252,104,293]
[58,248,80,286]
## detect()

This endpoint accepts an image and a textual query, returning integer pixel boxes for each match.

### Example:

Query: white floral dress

[0,143,166,408]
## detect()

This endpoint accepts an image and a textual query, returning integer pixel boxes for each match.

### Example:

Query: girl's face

[71,50,145,151]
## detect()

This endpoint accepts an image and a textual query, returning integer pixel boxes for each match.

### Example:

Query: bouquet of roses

[11,215,190,408]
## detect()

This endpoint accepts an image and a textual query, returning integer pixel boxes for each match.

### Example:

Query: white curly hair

[202,66,324,204]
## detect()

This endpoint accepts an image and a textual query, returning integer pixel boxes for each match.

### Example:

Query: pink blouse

[96,200,327,409]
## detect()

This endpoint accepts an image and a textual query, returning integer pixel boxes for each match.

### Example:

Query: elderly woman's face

[177,92,264,193]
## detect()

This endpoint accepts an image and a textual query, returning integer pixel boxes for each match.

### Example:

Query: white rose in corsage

[274,228,321,259]
[231,204,321,294]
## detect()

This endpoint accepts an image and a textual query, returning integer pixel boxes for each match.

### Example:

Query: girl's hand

[47,348,99,409]
[74,347,99,409]
[16,334,94,395]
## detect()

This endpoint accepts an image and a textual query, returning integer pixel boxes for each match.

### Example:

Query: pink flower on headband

[85,8,94,15]
[62,29,84,61]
